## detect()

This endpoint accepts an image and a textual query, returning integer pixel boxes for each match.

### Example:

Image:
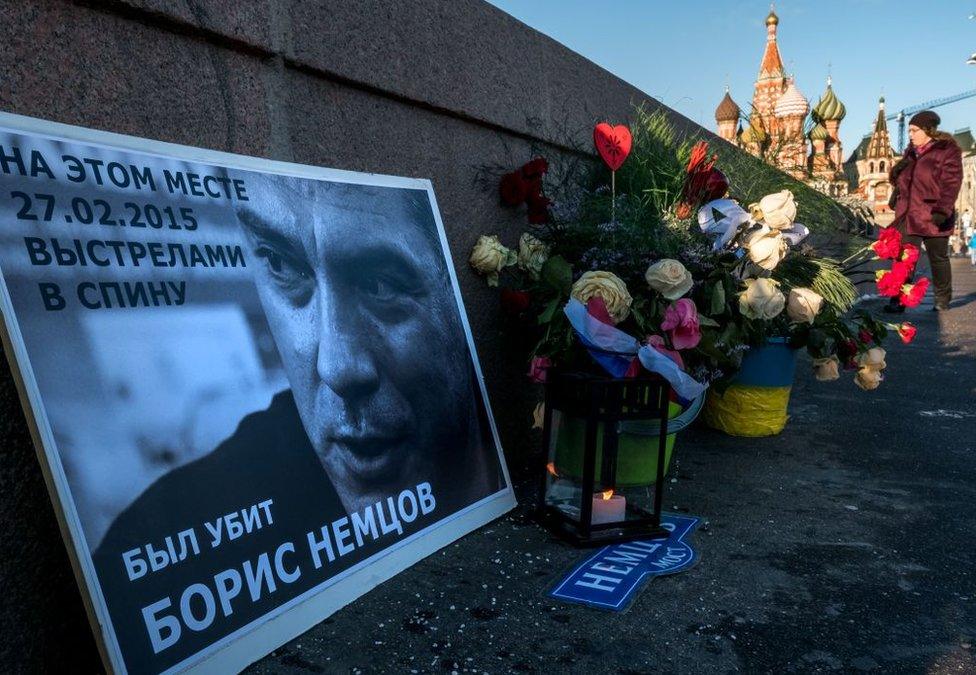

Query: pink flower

[660,298,702,350]
[646,335,684,368]
[528,356,552,383]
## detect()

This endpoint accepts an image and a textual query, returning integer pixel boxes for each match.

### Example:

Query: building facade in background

[844,98,899,226]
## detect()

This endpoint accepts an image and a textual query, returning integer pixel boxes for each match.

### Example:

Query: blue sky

[486,1,976,157]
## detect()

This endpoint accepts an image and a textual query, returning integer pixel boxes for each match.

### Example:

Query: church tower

[773,78,809,179]
[714,87,741,143]
[751,8,788,145]
[809,76,848,196]
[811,76,846,169]
[856,97,898,224]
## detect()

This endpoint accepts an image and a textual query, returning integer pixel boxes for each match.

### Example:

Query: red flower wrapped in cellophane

[675,141,728,220]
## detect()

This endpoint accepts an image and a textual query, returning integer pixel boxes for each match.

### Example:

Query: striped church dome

[808,122,830,141]
[812,78,846,122]
[774,79,809,118]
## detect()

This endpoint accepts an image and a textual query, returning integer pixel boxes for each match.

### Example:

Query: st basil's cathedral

[714,8,853,199]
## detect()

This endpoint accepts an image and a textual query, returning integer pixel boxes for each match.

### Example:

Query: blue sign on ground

[550,513,701,611]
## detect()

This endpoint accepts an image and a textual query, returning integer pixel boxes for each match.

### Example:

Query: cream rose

[750,190,797,230]
[787,288,824,324]
[469,234,516,286]
[854,366,882,391]
[812,355,840,382]
[738,278,785,320]
[857,347,887,371]
[644,259,693,300]
[571,270,633,324]
[517,233,550,279]
[744,225,788,271]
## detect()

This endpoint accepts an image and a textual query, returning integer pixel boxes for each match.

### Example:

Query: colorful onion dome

[715,89,741,123]
[808,122,830,141]
[774,79,809,118]
[812,78,846,122]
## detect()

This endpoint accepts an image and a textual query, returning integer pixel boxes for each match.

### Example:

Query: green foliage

[773,255,858,312]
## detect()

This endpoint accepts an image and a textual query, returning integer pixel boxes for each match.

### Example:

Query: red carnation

[876,269,905,297]
[870,227,902,259]
[897,322,917,344]
[500,288,531,314]
[890,260,914,282]
[521,157,549,180]
[499,171,528,206]
[858,328,874,344]
[519,158,548,197]
[899,243,920,267]
[898,277,930,308]
[526,193,551,224]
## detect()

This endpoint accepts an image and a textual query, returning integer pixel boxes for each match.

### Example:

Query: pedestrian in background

[970,229,976,267]
[886,111,963,312]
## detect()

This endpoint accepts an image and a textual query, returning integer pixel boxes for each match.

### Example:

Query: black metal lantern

[537,369,673,547]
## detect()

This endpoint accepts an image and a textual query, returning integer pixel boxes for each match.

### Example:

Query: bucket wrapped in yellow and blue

[702,338,798,437]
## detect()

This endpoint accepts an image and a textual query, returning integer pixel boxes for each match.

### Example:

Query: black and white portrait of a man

[0,120,511,674]
[84,174,505,672]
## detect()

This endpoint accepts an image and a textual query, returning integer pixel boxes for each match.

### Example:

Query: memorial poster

[0,112,514,674]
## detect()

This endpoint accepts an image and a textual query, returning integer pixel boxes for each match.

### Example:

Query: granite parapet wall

[0,0,711,669]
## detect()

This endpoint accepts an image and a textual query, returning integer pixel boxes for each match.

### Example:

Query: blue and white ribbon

[563,299,708,401]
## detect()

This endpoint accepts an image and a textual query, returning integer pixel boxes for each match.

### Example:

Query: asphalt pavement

[249,258,976,674]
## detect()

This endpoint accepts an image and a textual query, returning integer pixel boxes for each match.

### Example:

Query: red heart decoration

[593,123,632,171]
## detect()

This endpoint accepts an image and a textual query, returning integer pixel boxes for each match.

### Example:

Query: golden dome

[766,9,779,26]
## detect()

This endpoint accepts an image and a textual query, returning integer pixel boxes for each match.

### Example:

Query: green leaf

[710,280,726,315]
[537,297,561,325]
[698,315,720,328]
[541,255,573,293]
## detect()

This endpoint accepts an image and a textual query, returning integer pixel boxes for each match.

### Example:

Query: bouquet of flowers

[469,109,921,401]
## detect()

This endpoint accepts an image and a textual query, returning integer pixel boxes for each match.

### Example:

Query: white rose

[857,347,887,371]
[532,402,545,430]
[644,259,694,300]
[750,189,797,230]
[744,224,788,271]
[570,270,633,324]
[812,355,840,382]
[854,366,882,391]
[738,278,785,320]
[469,234,516,287]
[787,288,824,324]
[517,233,550,279]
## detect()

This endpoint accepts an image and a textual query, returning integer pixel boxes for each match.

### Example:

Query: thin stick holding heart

[593,122,632,224]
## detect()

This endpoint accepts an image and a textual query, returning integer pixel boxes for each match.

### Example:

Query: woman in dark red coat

[887,110,963,312]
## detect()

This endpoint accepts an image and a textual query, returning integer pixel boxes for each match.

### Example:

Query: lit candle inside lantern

[591,489,626,525]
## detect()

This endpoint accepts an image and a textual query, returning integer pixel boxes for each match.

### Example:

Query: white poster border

[0,111,516,675]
